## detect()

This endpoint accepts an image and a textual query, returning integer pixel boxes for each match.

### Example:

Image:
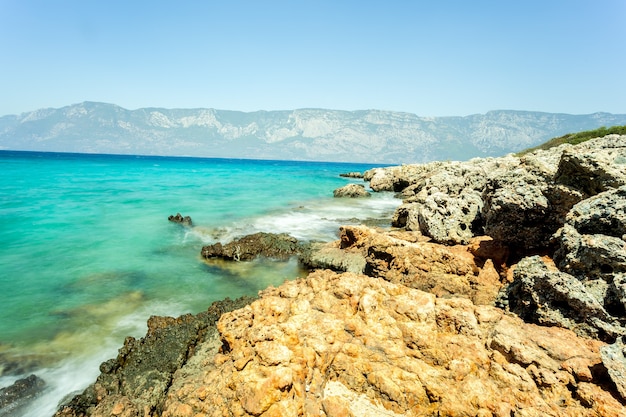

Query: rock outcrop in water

[54,297,254,417]
[201,232,301,262]
[167,213,193,227]
[54,135,626,416]
[332,183,371,198]
[0,375,46,417]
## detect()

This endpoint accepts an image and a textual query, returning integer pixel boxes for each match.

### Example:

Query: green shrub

[517,125,626,156]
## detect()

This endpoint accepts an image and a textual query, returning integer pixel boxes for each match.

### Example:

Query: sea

[0,150,399,416]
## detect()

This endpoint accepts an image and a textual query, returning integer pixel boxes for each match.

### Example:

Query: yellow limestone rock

[162,270,623,416]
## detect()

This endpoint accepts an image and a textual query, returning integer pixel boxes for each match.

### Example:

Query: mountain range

[1,102,625,163]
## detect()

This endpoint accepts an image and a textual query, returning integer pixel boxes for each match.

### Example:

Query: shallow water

[0,151,399,416]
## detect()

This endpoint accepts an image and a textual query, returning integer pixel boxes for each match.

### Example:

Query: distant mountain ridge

[1,102,625,163]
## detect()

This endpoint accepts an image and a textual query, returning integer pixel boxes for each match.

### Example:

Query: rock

[600,336,626,401]
[54,297,254,417]
[201,232,301,261]
[299,241,367,274]
[383,160,496,245]
[550,187,626,321]
[562,185,626,239]
[339,172,363,178]
[0,374,46,417]
[501,255,625,342]
[555,143,626,196]
[167,213,192,226]
[554,224,626,280]
[410,190,483,245]
[372,137,626,252]
[481,167,583,252]
[161,270,623,416]
[321,225,504,305]
[333,184,371,198]
[364,165,423,192]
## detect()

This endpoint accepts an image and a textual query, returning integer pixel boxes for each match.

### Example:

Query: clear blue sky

[1,0,625,116]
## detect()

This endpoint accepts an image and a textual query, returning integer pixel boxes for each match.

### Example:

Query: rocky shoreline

[8,134,625,415]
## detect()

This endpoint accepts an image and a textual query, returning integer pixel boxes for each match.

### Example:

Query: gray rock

[201,232,301,261]
[550,187,626,319]
[333,183,371,198]
[502,255,624,342]
[555,144,626,196]
[411,190,483,245]
[564,186,626,238]
[613,273,626,310]
[482,165,584,252]
[299,242,366,274]
[0,374,46,417]
[365,165,419,192]
[168,213,192,226]
[600,336,626,401]
[339,172,364,178]
[384,161,491,244]
[553,224,626,279]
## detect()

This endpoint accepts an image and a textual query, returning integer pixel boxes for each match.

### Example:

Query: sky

[1,0,625,117]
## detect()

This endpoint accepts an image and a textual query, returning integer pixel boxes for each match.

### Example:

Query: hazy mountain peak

[2,103,625,163]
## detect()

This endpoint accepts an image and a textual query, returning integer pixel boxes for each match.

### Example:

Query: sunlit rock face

[162,270,621,417]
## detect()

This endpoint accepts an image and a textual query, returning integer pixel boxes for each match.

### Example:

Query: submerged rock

[0,374,46,417]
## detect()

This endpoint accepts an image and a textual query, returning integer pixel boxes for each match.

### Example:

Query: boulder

[201,232,301,261]
[386,161,495,245]
[332,183,371,198]
[555,142,626,196]
[410,190,483,245]
[298,241,367,274]
[481,168,583,252]
[167,213,192,226]
[501,255,625,342]
[562,185,626,239]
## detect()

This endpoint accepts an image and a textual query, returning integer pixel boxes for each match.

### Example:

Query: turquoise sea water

[0,151,398,416]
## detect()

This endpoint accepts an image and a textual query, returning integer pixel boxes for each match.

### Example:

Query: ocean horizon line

[0,148,391,168]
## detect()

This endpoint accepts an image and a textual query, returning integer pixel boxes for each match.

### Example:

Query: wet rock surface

[339,171,364,178]
[54,297,254,417]
[167,213,192,226]
[0,374,46,417]
[201,232,301,261]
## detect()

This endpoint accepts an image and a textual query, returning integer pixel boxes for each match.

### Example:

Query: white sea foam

[10,299,187,417]
[185,192,400,244]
